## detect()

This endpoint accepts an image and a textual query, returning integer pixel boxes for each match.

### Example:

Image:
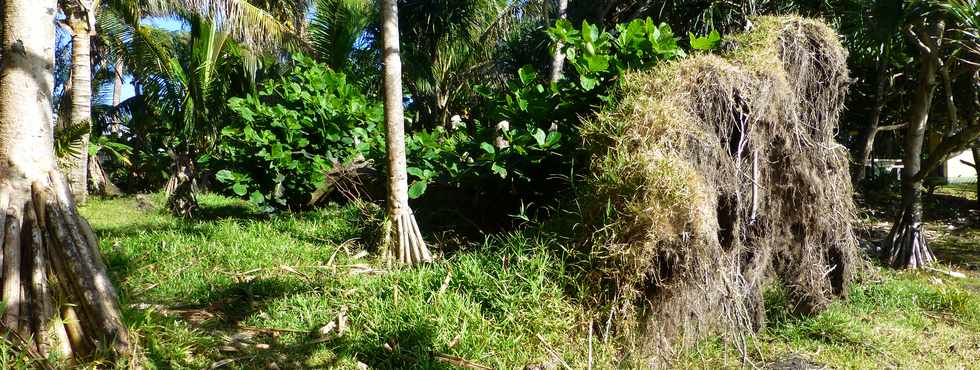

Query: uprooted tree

[579,16,857,360]
[1,0,130,360]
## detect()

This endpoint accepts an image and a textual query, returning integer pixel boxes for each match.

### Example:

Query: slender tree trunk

[66,4,96,204]
[887,22,944,269]
[381,0,431,265]
[548,0,569,84]
[855,57,888,184]
[1,0,130,360]
[112,60,123,107]
[88,59,124,196]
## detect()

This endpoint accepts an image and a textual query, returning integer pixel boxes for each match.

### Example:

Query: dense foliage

[217,54,385,211]
[212,18,686,213]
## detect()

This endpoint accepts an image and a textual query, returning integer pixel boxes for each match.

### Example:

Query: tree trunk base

[385,207,431,265]
[886,210,935,269]
[164,154,198,217]
[1,171,130,362]
[88,155,121,197]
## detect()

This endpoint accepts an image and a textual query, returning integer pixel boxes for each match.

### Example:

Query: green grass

[935,181,978,201]
[675,269,980,368]
[81,194,612,369]
[2,193,978,368]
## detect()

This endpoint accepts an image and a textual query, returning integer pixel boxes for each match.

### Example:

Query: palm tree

[1,0,130,360]
[310,0,374,72]
[60,0,101,203]
[135,0,303,216]
[381,0,431,265]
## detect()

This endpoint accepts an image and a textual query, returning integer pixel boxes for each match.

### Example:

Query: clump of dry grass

[578,16,858,363]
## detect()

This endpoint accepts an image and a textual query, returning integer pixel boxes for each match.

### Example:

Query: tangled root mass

[579,16,858,360]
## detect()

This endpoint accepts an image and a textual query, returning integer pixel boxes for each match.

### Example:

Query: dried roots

[579,16,857,359]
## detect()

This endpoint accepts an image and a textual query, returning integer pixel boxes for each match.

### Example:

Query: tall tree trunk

[548,0,569,84]
[89,59,124,196]
[855,57,888,184]
[66,2,97,204]
[887,22,944,269]
[112,60,123,107]
[1,0,130,360]
[110,59,123,135]
[381,0,431,265]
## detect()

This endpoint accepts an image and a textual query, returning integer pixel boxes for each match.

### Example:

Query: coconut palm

[59,0,101,203]
[122,0,305,216]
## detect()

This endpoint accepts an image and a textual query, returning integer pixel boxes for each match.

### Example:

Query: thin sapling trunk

[381,0,431,265]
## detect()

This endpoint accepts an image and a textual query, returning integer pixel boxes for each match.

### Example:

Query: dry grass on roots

[579,16,858,362]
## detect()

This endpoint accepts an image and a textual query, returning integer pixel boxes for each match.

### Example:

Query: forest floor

[1,184,978,369]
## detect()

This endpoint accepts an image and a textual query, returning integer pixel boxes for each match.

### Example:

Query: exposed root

[88,154,121,197]
[886,209,935,269]
[164,153,198,217]
[579,16,857,359]
[384,206,432,266]
[0,171,130,361]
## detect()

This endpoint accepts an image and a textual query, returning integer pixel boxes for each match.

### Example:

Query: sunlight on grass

[675,268,980,369]
[78,194,610,369]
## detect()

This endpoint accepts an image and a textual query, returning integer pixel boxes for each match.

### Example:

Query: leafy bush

[217,54,384,211]
[216,20,688,213]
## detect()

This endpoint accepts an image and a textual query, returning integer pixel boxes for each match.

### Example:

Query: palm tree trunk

[887,21,944,269]
[67,9,95,204]
[1,0,130,359]
[112,60,123,107]
[88,154,120,196]
[381,0,431,265]
[548,0,568,84]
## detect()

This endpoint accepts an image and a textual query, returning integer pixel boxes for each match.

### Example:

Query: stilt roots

[385,207,432,265]
[886,209,935,269]
[164,153,198,217]
[0,171,130,361]
[88,154,121,197]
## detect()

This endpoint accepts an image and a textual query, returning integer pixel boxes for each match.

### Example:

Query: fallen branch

[237,325,307,334]
[924,266,967,278]
[878,123,908,131]
[432,352,492,370]
[535,334,572,370]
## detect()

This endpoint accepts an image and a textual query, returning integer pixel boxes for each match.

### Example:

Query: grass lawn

[1,191,978,369]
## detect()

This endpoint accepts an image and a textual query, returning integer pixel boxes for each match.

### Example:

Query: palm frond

[309,0,374,70]
[144,0,306,52]
[55,120,93,160]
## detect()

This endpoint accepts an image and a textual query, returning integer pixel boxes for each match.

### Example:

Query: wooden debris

[433,352,493,370]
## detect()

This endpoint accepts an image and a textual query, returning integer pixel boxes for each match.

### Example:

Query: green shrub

[217,54,385,211]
